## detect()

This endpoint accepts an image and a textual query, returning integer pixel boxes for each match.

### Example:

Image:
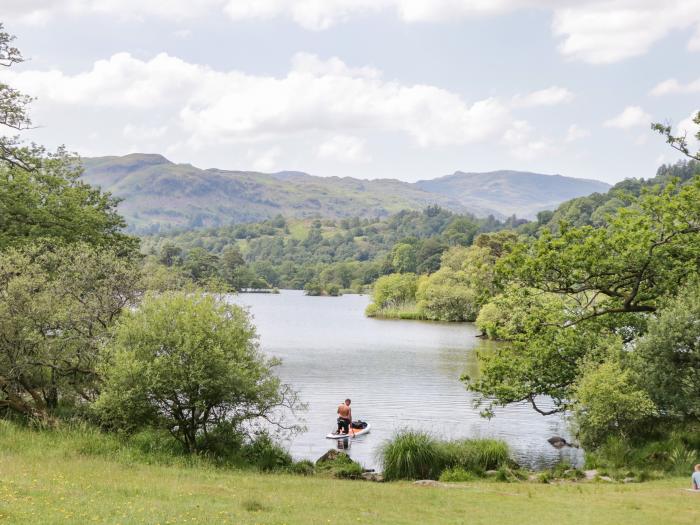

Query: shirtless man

[336,398,352,435]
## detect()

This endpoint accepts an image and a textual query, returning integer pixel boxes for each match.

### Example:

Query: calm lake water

[230,290,581,471]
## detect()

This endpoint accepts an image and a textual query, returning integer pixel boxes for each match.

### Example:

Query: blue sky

[2,1,699,183]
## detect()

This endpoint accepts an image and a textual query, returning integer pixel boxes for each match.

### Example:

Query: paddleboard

[326,423,371,439]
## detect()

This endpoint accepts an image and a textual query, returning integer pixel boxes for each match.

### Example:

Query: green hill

[81,154,610,233]
[416,170,611,219]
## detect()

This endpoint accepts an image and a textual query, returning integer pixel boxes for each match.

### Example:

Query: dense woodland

[141,207,524,293]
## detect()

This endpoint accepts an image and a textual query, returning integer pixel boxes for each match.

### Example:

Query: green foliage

[367,273,419,311]
[287,459,315,476]
[503,179,700,322]
[586,428,700,476]
[573,357,657,449]
[0,152,138,254]
[418,280,478,321]
[474,286,566,340]
[469,319,615,415]
[379,431,445,481]
[440,439,510,473]
[95,291,301,454]
[378,430,510,481]
[439,467,478,482]
[470,178,700,416]
[631,278,700,420]
[240,432,293,472]
[542,160,699,230]
[391,243,418,273]
[315,451,364,479]
[652,111,700,162]
[0,243,141,419]
[142,206,512,292]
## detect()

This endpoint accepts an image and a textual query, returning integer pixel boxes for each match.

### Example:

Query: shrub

[379,431,511,481]
[315,451,363,479]
[439,468,477,482]
[288,459,315,476]
[379,431,444,481]
[573,357,657,449]
[440,439,510,473]
[335,461,364,479]
[95,291,301,455]
[241,432,293,472]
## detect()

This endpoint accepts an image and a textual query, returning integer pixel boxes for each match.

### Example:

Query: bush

[335,461,364,479]
[288,459,315,476]
[440,439,510,473]
[95,291,301,455]
[585,427,700,476]
[378,431,510,481]
[315,451,363,479]
[573,357,657,449]
[379,431,444,481]
[241,432,293,472]
[439,468,477,482]
[369,273,419,310]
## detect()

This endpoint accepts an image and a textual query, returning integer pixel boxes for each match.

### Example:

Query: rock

[413,480,441,487]
[623,477,635,484]
[584,469,598,480]
[362,472,384,482]
[547,436,569,449]
[485,470,499,477]
[316,449,341,463]
[598,476,613,482]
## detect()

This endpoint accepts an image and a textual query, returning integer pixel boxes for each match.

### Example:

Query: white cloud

[6,1,700,63]
[565,124,590,142]
[603,106,651,129]
[173,28,193,39]
[650,77,700,96]
[677,112,700,152]
[3,0,224,25]
[502,120,551,160]
[251,146,282,172]
[1,52,522,148]
[317,135,371,163]
[123,123,168,140]
[552,1,700,64]
[511,86,574,108]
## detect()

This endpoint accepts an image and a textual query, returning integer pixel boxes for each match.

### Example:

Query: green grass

[378,431,511,481]
[365,302,427,320]
[1,421,700,524]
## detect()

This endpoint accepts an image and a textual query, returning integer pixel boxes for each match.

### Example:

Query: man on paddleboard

[336,398,352,435]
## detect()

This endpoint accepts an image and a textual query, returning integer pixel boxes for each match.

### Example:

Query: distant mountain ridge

[80,153,610,232]
[416,170,611,220]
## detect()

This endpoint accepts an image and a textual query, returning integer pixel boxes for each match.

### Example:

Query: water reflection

[230,290,581,471]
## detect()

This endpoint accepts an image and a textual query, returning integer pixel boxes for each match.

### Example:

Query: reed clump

[378,430,511,481]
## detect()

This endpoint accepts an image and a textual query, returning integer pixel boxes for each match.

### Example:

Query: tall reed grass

[377,430,511,481]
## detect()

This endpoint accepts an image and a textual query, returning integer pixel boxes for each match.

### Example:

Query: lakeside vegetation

[2,422,699,525]
[140,206,522,293]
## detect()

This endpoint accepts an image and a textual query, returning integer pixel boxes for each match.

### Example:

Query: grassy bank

[365,301,427,320]
[1,423,699,524]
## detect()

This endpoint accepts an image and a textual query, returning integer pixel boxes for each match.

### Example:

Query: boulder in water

[547,436,569,449]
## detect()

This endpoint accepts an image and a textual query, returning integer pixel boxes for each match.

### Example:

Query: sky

[2,0,699,184]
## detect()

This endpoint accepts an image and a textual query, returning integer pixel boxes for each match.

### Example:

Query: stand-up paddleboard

[326,423,371,439]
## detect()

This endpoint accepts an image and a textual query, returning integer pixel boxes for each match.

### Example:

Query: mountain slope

[416,170,611,219]
[80,154,610,232]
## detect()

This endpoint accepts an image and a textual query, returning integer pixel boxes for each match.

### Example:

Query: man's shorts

[337,417,350,433]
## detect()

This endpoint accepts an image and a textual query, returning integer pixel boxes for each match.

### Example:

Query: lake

[230,290,581,471]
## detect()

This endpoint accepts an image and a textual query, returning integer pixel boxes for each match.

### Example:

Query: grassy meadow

[1,422,698,525]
